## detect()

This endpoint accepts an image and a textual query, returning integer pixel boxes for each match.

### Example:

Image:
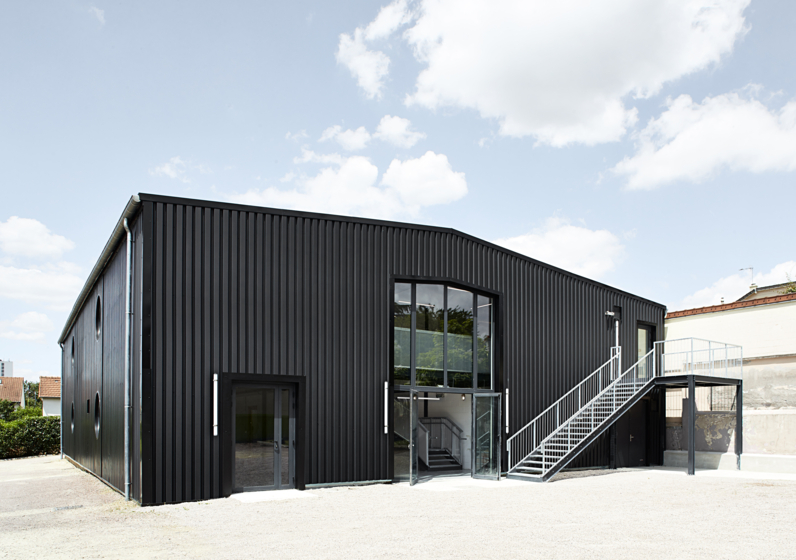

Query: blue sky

[1,0,794,380]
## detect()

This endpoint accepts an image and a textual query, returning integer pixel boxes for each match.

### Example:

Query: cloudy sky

[1,1,794,380]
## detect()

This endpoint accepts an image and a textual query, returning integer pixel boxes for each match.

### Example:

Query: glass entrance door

[392,389,419,485]
[233,386,295,491]
[472,393,501,480]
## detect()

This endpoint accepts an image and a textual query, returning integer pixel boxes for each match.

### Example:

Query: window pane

[235,388,275,489]
[281,389,290,487]
[637,327,648,360]
[477,295,493,389]
[415,284,444,387]
[446,287,473,388]
[393,283,412,385]
[393,391,411,481]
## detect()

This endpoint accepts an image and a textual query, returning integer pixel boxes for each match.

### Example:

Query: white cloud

[493,218,625,279]
[319,125,372,151]
[285,130,309,142]
[344,0,749,145]
[613,90,796,189]
[0,217,74,260]
[89,6,105,26]
[293,148,344,165]
[227,150,466,220]
[374,115,426,148]
[149,156,211,182]
[0,312,53,342]
[672,261,796,311]
[0,264,84,311]
[336,30,392,99]
[364,0,412,41]
[150,156,190,182]
[380,151,467,212]
[336,0,412,99]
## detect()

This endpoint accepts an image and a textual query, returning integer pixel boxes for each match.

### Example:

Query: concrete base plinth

[663,450,738,470]
[663,450,796,473]
[741,453,796,474]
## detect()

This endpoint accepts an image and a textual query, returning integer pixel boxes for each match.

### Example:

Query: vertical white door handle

[213,374,218,437]
[505,387,509,434]
[384,381,389,434]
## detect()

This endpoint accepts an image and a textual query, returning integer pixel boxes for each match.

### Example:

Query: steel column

[735,382,743,470]
[687,375,696,476]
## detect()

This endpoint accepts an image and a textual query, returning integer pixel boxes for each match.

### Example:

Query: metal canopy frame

[654,375,742,475]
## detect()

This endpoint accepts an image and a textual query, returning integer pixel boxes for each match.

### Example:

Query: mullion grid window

[395,281,488,390]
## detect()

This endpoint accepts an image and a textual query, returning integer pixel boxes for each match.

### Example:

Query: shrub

[0,400,14,422]
[0,416,61,459]
[9,406,42,421]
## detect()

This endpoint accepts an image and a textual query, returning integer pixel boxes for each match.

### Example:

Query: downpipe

[59,342,64,460]
[123,218,133,501]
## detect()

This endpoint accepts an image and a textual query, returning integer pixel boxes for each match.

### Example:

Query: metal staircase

[419,417,464,470]
[507,347,656,482]
[425,448,461,470]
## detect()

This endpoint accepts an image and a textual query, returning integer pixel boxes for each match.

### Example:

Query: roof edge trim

[58,195,142,344]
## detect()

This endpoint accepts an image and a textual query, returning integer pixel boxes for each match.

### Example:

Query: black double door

[233,385,295,491]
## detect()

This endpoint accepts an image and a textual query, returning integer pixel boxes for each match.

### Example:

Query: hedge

[0,416,61,459]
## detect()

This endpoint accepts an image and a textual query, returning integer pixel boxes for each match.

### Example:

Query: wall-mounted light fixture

[461,394,466,401]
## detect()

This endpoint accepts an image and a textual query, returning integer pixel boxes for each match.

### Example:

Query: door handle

[629,434,634,442]
[274,440,279,452]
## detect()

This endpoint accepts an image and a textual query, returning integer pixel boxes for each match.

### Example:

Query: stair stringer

[506,378,656,483]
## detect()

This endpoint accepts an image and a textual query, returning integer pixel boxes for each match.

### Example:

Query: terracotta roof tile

[0,376,24,404]
[39,376,61,399]
[666,292,796,319]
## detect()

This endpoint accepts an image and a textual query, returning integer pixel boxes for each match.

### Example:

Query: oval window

[71,402,75,433]
[71,337,75,366]
[94,392,101,438]
[95,296,102,340]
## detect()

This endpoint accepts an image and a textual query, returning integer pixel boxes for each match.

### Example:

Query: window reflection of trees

[393,283,493,389]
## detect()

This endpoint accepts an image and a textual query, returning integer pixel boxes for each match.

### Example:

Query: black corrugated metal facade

[63,193,665,505]
[61,216,143,500]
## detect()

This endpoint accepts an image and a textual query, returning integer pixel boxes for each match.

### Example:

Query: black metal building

[59,194,666,505]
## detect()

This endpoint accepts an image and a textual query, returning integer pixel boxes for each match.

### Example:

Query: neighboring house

[39,376,61,416]
[0,359,12,377]
[737,282,795,302]
[665,286,796,472]
[0,376,25,409]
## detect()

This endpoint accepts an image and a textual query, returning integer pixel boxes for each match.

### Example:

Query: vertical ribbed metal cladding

[133,195,664,504]
[61,326,74,460]
[131,217,144,502]
[101,241,127,491]
[59,214,143,496]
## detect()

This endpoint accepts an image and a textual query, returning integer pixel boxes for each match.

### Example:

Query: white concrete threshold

[230,489,317,503]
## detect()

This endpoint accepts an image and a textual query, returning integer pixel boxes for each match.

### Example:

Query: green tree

[23,381,40,408]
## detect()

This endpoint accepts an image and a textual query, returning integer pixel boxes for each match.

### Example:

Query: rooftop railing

[655,338,743,380]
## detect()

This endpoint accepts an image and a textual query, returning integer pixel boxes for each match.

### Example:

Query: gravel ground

[2,455,796,559]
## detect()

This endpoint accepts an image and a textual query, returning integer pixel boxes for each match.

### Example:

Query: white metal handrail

[507,347,621,472]
[655,338,742,379]
[506,337,742,479]
[420,416,464,465]
[418,421,430,467]
[530,349,655,477]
